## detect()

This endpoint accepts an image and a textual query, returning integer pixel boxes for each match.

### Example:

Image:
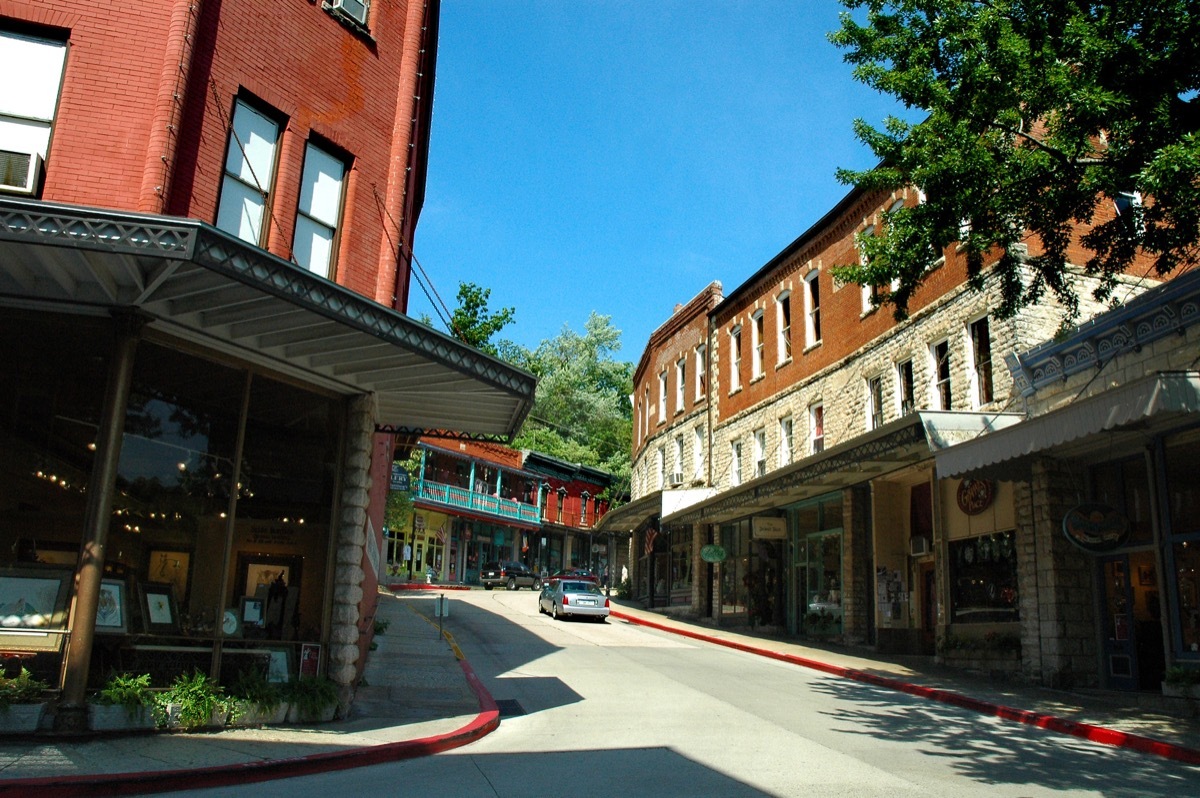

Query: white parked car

[538,580,610,622]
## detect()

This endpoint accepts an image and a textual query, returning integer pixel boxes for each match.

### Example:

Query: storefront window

[720,521,749,615]
[1091,456,1153,545]
[670,536,692,592]
[803,531,842,632]
[948,531,1018,623]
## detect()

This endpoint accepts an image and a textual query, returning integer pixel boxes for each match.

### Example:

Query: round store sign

[700,544,727,564]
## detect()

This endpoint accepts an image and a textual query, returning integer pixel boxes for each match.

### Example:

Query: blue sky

[410,2,909,362]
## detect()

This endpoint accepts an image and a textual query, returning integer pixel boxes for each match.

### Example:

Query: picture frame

[147,550,192,606]
[139,582,181,634]
[1137,564,1154,587]
[95,578,128,634]
[266,646,292,683]
[240,596,265,629]
[0,567,72,652]
[299,642,321,678]
[235,553,302,600]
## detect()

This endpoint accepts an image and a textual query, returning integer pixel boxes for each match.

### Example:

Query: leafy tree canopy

[447,282,516,356]
[829,0,1200,321]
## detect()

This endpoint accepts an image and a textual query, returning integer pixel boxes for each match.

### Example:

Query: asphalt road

[174,589,1200,797]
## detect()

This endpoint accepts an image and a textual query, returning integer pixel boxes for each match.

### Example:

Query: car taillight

[604,598,610,608]
[562,595,570,605]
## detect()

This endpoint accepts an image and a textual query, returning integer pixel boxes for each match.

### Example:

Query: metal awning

[664,414,933,526]
[0,198,535,439]
[935,371,1200,479]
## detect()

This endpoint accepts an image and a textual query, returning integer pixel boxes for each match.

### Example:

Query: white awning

[935,372,1200,478]
[0,198,536,440]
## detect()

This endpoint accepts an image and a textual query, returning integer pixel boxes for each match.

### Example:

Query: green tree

[447,282,516,356]
[829,0,1200,321]
[511,313,633,503]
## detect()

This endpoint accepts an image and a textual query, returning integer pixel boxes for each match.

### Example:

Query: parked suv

[480,561,541,591]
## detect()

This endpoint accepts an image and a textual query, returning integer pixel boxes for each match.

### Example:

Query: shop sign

[1063,503,1130,553]
[390,463,410,492]
[700,544,727,563]
[956,478,995,515]
[752,516,787,540]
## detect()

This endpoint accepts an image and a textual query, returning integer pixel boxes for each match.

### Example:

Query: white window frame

[967,316,994,407]
[776,290,792,363]
[657,370,667,424]
[753,427,767,478]
[779,415,794,468]
[695,344,707,401]
[751,310,764,380]
[730,440,743,487]
[809,403,825,455]
[673,435,685,483]
[675,357,686,414]
[804,271,821,347]
[897,358,915,416]
[656,446,665,491]
[217,99,282,247]
[293,141,347,278]
[931,339,952,410]
[0,30,66,191]
[859,224,877,313]
[867,374,885,430]
[693,425,705,480]
[729,326,742,392]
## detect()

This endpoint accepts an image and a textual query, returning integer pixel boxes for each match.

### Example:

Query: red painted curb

[610,609,1200,766]
[0,661,500,797]
[388,583,472,592]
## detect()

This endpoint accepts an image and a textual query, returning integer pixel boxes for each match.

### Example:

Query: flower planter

[0,703,46,735]
[229,700,289,727]
[160,702,228,731]
[89,704,156,732]
[286,702,336,724]
[1161,682,1199,700]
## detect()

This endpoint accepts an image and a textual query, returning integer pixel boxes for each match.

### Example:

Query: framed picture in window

[236,554,302,600]
[240,596,265,629]
[140,582,180,634]
[146,550,191,606]
[0,567,72,651]
[266,647,292,683]
[95,579,128,634]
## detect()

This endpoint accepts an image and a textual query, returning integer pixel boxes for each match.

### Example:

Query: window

[729,326,742,392]
[217,99,282,246]
[730,440,743,487]
[779,416,794,468]
[753,428,767,478]
[804,271,821,346]
[695,344,707,401]
[693,425,704,480]
[932,340,952,410]
[886,200,905,291]
[1113,191,1145,236]
[809,403,824,454]
[656,447,665,491]
[643,387,650,437]
[326,0,371,28]
[859,224,878,313]
[293,142,347,278]
[968,317,994,406]
[897,359,915,416]
[867,375,884,430]
[658,370,667,424]
[0,30,66,195]
[751,311,764,379]
[673,435,684,483]
[949,531,1018,623]
[777,291,792,362]
[675,358,685,413]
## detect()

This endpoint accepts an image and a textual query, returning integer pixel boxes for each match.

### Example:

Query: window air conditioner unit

[328,0,369,25]
[909,536,931,557]
[668,472,684,487]
[0,150,42,196]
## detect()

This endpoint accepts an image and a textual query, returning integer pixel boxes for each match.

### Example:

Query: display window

[948,531,1018,623]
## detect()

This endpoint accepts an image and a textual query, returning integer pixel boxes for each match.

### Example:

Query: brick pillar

[328,394,377,711]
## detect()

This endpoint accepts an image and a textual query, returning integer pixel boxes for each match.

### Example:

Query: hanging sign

[390,463,410,491]
[956,478,995,515]
[752,516,787,540]
[1063,503,1129,553]
[700,544,727,563]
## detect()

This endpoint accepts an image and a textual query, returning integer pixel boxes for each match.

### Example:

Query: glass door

[1100,555,1138,690]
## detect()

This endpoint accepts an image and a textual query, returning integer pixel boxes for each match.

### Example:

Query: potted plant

[0,668,50,735]
[1163,665,1200,699]
[283,675,338,724]
[227,668,287,727]
[90,672,156,732]
[154,670,228,731]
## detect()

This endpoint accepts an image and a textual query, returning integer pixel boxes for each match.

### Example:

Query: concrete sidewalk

[2,587,1200,796]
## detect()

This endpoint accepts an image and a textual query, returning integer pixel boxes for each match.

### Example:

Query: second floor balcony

[414,476,542,526]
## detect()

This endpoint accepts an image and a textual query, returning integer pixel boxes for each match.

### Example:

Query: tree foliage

[447,282,516,356]
[509,313,633,504]
[829,0,1200,321]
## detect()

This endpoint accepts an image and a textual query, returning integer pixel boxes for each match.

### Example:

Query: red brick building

[0,0,535,731]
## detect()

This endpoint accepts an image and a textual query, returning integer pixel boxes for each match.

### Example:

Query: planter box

[938,650,1021,673]
[1161,682,1199,699]
[89,704,156,732]
[286,702,336,724]
[0,703,46,735]
[160,702,228,731]
[229,700,289,727]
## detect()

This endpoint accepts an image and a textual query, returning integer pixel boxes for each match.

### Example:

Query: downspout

[139,0,201,213]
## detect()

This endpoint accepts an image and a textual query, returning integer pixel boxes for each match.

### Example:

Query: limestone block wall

[329,393,376,709]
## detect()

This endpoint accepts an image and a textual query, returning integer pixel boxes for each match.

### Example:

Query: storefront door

[1100,555,1138,690]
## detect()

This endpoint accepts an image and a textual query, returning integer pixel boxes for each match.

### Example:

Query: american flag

[436,523,446,544]
[644,527,658,556]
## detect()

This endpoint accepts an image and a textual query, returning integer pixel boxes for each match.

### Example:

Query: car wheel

[484,585,493,590]
[507,577,517,591]
[531,578,542,590]
[551,603,561,620]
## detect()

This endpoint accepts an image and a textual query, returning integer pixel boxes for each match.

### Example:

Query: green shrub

[228,668,283,712]
[1165,665,1200,687]
[283,676,338,718]
[0,668,48,707]
[94,672,153,716]
[155,670,226,730]
[373,618,390,635]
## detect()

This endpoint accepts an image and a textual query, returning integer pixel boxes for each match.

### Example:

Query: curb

[610,609,1200,766]
[0,662,499,797]
[388,583,473,592]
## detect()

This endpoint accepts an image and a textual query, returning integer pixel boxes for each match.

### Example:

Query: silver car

[538,580,610,622]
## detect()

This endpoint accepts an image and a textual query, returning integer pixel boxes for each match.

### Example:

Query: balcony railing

[416,479,541,525]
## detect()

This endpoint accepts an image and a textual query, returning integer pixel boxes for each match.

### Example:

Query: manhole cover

[495,699,525,718]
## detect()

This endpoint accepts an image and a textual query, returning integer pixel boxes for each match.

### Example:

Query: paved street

[169,589,1200,797]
